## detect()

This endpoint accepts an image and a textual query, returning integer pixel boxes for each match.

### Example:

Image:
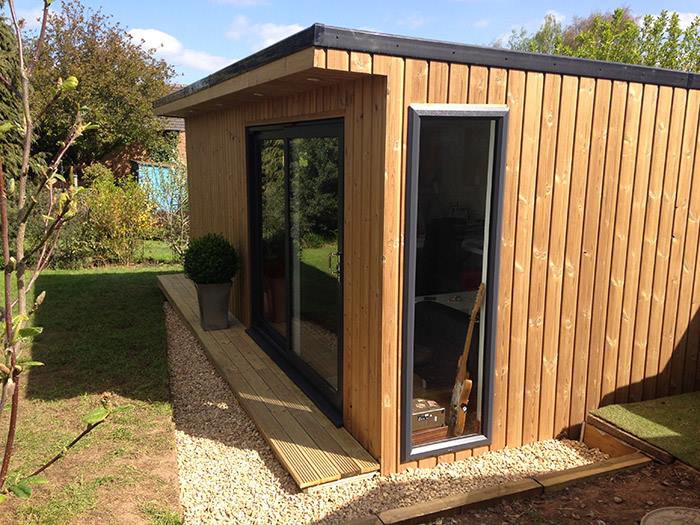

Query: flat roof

[156,23,700,109]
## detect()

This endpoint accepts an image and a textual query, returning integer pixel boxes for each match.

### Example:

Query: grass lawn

[1,265,182,525]
[141,240,179,265]
[592,391,700,469]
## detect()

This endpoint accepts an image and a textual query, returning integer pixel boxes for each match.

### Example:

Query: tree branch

[29,420,106,479]
[28,1,51,77]
[18,113,82,226]
[8,0,33,318]
[21,208,68,264]
[0,367,20,489]
[0,160,12,344]
[0,157,12,432]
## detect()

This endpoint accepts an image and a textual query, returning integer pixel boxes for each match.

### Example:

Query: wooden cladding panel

[372,54,404,475]
[318,49,700,471]
[493,69,526,451]
[188,46,700,475]
[507,71,545,447]
[665,91,700,396]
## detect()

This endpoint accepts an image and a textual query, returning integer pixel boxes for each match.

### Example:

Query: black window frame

[401,104,509,462]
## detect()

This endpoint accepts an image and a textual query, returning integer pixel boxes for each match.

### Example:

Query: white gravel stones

[164,303,608,525]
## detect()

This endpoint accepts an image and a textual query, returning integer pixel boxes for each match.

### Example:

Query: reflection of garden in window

[255,125,343,401]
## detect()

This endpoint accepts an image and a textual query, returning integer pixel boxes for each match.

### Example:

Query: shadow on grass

[25,266,180,403]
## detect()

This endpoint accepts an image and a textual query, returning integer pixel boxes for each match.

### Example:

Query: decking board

[158,273,379,489]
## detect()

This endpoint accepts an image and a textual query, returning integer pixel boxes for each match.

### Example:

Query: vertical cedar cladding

[316,49,700,470]
[186,44,700,474]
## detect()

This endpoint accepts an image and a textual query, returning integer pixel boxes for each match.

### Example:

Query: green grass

[139,501,183,525]
[593,391,700,468]
[141,240,179,264]
[17,477,110,525]
[2,265,182,524]
[28,265,179,402]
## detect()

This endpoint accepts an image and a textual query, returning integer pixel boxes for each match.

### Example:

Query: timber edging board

[586,414,675,464]
[349,452,651,525]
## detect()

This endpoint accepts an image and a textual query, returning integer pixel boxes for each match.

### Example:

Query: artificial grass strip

[592,391,700,469]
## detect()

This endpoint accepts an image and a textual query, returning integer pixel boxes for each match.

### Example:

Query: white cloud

[226,16,304,50]
[676,12,699,29]
[397,14,427,29]
[16,8,43,31]
[129,28,232,73]
[544,9,566,25]
[473,19,490,28]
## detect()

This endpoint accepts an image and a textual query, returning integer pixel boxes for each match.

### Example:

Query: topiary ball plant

[184,233,239,284]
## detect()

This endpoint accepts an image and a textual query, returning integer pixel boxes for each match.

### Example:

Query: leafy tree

[0,0,120,502]
[30,0,175,170]
[259,138,340,250]
[0,9,20,178]
[290,137,339,246]
[567,8,641,64]
[507,13,563,55]
[503,8,700,72]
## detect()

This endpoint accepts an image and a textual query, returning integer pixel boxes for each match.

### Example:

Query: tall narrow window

[402,105,508,460]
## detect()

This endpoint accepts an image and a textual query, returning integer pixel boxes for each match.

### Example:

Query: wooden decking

[158,273,379,490]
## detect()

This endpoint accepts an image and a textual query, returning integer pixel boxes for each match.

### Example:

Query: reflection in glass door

[250,120,343,413]
[290,137,341,391]
[260,139,287,339]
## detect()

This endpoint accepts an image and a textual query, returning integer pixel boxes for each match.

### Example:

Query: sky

[8,0,700,85]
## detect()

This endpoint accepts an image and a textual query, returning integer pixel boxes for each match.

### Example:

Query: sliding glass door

[250,119,343,415]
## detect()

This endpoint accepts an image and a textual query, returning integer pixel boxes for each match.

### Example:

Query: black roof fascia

[316,24,700,89]
[156,23,700,109]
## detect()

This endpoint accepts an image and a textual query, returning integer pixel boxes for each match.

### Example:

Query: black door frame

[247,118,344,425]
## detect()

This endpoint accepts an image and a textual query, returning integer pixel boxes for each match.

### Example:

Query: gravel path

[164,303,608,525]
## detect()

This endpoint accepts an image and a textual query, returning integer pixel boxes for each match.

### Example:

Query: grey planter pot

[196,282,232,331]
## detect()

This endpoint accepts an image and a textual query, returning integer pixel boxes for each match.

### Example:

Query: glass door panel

[250,119,343,414]
[259,139,287,339]
[289,137,342,392]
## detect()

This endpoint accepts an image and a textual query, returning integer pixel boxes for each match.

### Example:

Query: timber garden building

[155,24,700,488]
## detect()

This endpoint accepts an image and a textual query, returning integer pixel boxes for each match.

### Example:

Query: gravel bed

[164,303,608,525]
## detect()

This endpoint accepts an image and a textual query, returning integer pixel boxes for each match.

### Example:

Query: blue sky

[9,0,700,84]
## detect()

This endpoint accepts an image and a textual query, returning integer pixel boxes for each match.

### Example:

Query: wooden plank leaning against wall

[321,47,700,473]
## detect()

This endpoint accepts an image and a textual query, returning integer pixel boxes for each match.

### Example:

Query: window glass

[409,116,496,449]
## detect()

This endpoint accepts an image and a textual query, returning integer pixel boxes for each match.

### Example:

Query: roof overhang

[155,23,700,117]
[154,47,368,117]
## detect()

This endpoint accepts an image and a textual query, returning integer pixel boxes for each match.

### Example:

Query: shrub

[80,162,112,186]
[50,164,156,266]
[143,161,189,260]
[184,234,239,284]
[82,170,156,264]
